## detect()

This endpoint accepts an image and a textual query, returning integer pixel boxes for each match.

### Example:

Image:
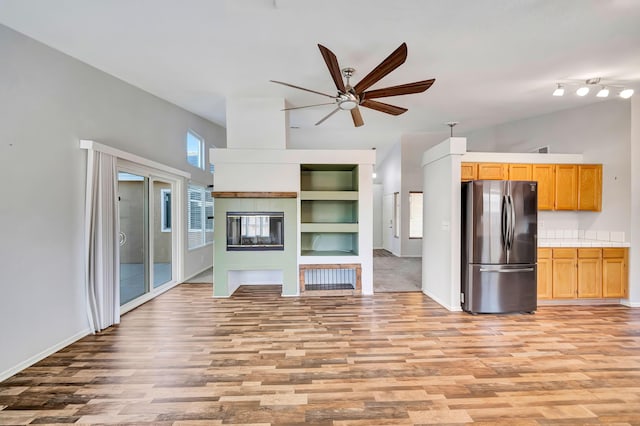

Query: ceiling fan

[270,43,435,127]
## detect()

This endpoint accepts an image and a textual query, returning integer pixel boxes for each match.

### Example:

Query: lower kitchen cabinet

[577,248,602,298]
[537,248,553,299]
[542,247,628,301]
[602,248,628,298]
[552,248,577,298]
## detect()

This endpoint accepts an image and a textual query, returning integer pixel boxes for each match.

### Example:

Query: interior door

[382,193,394,252]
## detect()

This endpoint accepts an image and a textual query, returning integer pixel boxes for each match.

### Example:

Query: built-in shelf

[300,164,360,257]
[301,223,358,233]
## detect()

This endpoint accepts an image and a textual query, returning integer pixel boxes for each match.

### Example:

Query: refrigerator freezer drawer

[463,264,537,314]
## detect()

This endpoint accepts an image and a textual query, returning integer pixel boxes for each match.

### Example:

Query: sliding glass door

[118,172,148,305]
[118,167,177,309]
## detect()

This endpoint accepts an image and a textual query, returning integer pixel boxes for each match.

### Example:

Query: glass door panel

[152,180,172,288]
[118,172,149,305]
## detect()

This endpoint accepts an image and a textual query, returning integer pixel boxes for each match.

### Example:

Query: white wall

[421,138,466,311]
[465,99,631,236]
[226,98,287,149]
[630,96,640,306]
[0,24,226,379]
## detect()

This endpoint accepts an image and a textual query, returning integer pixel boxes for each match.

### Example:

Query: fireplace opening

[226,212,284,251]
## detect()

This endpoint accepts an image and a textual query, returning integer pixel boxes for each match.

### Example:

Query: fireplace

[226,212,284,251]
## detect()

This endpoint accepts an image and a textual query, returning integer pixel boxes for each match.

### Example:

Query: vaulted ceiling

[1,0,639,160]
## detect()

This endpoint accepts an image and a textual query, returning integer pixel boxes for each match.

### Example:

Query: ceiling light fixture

[576,86,590,96]
[553,77,634,99]
[552,84,565,96]
[620,88,634,99]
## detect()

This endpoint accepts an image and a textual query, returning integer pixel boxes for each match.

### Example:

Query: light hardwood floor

[1,284,640,425]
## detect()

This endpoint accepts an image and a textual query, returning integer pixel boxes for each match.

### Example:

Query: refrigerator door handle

[479,267,535,273]
[501,194,508,249]
[509,193,516,250]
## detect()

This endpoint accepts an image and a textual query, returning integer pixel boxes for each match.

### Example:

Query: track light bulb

[620,88,634,99]
[553,84,564,96]
[596,87,609,98]
[576,86,590,96]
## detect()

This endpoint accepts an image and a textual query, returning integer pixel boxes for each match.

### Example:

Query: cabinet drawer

[538,248,552,259]
[603,248,626,259]
[578,248,602,259]
[552,248,577,259]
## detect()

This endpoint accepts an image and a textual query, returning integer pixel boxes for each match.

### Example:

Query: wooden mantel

[212,191,297,198]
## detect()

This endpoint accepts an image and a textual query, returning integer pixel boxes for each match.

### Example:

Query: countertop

[538,239,630,248]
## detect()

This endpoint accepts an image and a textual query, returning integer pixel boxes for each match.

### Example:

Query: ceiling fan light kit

[552,77,634,99]
[272,43,435,127]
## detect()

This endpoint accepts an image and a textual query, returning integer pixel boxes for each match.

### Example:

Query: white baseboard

[183,264,213,282]
[620,299,640,308]
[0,327,91,382]
[422,289,461,311]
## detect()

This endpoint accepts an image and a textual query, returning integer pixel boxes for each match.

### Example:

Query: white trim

[186,129,205,170]
[80,139,191,178]
[620,299,640,308]
[0,328,91,382]
[423,289,462,311]
[120,281,180,314]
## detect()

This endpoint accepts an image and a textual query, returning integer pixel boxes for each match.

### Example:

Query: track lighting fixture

[552,78,634,99]
[552,84,564,97]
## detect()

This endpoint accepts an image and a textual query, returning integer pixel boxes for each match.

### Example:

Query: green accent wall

[214,198,298,296]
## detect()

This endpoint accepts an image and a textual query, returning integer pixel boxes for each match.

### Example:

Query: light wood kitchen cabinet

[602,248,628,298]
[477,163,509,180]
[461,162,477,181]
[532,164,555,211]
[537,248,553,299]
[552,248,577,298]
[577,248,602,298]
[578,164,602,211]
[555,165,578,210]
[508,164,532,180]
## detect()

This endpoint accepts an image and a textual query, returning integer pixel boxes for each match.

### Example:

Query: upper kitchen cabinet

[508,164,533,180]
[554,164,578,210]
[461,162,477,181]
[477,163,509,180]
[531,164,555,211]
[578,164,602,211]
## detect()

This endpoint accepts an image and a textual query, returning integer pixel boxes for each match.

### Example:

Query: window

[409,192,423,238]
[187,130,204,169]
[188,184,214,248]
[160,189,171,232]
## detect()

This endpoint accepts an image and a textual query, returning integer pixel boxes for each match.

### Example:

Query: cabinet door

[555,165,578,210]
[577,248,602,298]
[477,163,508,180]
[552,248,577,298]
[461,162,477,181]
[578,164,602,211]
[537,248,553,299]
[508,164,532,181]
[602,248,627,298]
[532,164,555,210]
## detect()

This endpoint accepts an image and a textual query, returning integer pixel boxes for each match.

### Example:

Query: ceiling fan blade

[351,107,364,127]
[270,80,337,99]
[282,102,336,111]
[318,44,346,93]
[315,107,340,126]
[353,43,408,94]
[363,79,435,100]
[360,99,408,116]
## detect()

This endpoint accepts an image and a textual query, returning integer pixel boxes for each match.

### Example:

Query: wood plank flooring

[1,284,640,425]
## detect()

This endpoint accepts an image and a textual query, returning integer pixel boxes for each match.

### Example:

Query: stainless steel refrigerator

[461,180,538,314]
